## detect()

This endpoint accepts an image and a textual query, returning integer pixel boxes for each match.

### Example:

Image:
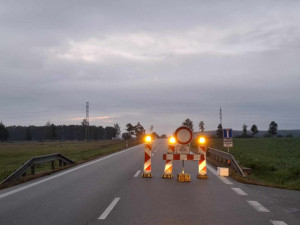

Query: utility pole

[86,101,89,141]
[219,107,222,126]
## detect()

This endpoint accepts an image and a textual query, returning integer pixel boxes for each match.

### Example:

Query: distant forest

[6,125,117,141]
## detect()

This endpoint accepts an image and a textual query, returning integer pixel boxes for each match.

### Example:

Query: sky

[0,0,300,135]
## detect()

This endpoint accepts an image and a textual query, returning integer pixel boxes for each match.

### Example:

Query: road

[0,139,299,225]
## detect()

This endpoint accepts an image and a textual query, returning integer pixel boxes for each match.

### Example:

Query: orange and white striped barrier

[197,145,208,179]
[162,145,175,178]
[142,144,152,178]
[163,154,202,160]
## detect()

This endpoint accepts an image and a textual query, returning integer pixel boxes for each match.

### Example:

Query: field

[205,137,300,190]
[0,140,140,184]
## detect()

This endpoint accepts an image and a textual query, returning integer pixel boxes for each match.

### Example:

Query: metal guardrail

[207,148,245,177]
[1,153,74,184]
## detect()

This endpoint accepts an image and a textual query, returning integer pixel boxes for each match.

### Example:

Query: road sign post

[223,129,233,166]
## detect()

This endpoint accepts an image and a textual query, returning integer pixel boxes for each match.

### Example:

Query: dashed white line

[231,187,248,195]
[133,170,141,177]
[270,221,288,225]
[207,164,233,185]
[98,197,120,220]
[247,201,270,212]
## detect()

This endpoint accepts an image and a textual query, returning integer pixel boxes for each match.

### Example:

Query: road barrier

[142,136,152,178]
[197,145,208,179]
[162,145,174,178]
[207,148,245,177]
[161,126,208,182]
[1,153,74,184]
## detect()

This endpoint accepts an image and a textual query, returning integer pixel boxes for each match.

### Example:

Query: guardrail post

[51,161,55,170]
[31,165,35,175]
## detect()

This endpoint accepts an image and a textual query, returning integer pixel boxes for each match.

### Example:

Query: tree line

[0,121,123,141]
[181,118,282,138]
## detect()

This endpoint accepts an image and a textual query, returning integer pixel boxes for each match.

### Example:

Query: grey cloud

[1,0,300,135]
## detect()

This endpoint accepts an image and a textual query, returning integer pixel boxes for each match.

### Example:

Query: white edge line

[133,170,141,177]
[98,197,120,220]
[231,187,248,195]
[247,200,270,212]
[270,220,288,225]
[206,164,233,185]
[0,144,142,199]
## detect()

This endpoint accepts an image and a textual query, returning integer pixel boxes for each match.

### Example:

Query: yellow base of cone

[197,174,208,179]
[162,174,173,179]
[142,173,152,178]
[177,173,190,182]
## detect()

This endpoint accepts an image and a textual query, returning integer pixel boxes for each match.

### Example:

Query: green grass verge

[193,137,300,190]
[0,139,141,184]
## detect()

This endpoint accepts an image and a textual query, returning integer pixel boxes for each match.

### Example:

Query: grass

[0,139,141,184]
[193,137,300,190]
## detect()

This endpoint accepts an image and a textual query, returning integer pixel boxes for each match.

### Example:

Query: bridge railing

[1,153,74,184]
[207,148,245,177]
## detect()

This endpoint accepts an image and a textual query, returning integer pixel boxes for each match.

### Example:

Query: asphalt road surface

[0,139,299,225]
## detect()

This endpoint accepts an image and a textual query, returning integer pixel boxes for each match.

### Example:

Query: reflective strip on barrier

[198,159,207,175]
[163,154,204,160]
[144,144,152,174]
[164,160,173,175]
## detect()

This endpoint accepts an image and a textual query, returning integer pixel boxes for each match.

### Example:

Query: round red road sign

[174,126,193,145]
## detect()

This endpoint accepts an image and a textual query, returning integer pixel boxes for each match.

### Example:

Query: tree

[216,124,223,138]
[50,124,57,140]
[250,124,259,136]
[182,118,194,131]
[114,123,121,138]
[151,132,159,139]
[105,126,117,139]
[25,127,32,141]
[44,121,52,140]
[242,124,248,137]
[268,121,278,137]
[134,122,145,139]
[122,132,131,140]
[126,123,134,135]
[199,121,205,133]
[0,122,9,141]
[160,134,167,139]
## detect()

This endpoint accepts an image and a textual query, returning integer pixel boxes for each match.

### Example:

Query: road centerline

[231,187,248,195]
[98,197,120,220]
[247,200,270,212]
[133,170,141,177]
[270,220,288,225]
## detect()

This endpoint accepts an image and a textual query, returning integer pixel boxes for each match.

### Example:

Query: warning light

[169,136,176,144]
[145,135,152,143]
[199,137,206,144]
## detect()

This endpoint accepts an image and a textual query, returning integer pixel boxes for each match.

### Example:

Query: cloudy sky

[1,0,300,135]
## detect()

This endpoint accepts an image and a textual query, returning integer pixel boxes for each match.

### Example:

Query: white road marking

[152,154,154,156]
[247,201,270,212]
[231,187,248,195]
[207,164,233,184]
[0,145,142,200]
[270,220,288,225]
[133,170,141,177]
[98,197,120,220]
